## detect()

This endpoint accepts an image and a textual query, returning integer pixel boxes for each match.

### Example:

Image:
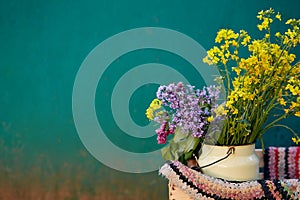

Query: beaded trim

[264,147,300,179]
[159,161,300,200]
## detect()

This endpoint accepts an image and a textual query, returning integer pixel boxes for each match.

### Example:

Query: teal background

[1,0,300,199]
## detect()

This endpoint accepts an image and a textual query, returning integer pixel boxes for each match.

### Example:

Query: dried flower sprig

[146,82,220,161]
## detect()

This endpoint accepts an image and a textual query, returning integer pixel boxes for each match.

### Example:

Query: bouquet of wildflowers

[146,82,220,163]
[203,8,300,146]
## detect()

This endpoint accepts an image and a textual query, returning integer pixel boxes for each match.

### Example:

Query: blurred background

[1,0,299,199]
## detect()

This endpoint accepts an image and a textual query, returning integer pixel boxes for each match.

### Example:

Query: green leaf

[161,127,200,162]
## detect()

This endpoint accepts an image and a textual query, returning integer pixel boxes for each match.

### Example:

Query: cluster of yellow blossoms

[203,8,300,145]
[145,99,162,120]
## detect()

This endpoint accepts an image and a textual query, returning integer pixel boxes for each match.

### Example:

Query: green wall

[1,0,300,199]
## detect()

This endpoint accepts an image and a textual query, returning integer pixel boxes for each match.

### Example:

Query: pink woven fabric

[264,146,300,179]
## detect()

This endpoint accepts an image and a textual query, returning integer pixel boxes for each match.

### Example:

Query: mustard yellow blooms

[292,137,300,145]
[145,98,162,120]
[207,116,214,123]
[203,8,300,146]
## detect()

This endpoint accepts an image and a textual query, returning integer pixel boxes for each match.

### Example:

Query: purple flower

[153,82,220,143]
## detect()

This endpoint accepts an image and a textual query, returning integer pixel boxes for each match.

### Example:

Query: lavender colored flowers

[147,82,220,144]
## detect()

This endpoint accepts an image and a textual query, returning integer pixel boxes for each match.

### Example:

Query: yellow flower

[214,104,227,117]
[233,108,239,115]
[286,18,295,25]
[203,8,300,146]
[215,29,226,43]
[146,99,162,120]
[276,13,281,21]
[207,116,214,122]
[215,29,239,43]
[202,56,213,65]
[284,109,290,114]
[232,67,241,75]
[278,98,286,106]
[292,137,300,145]
[286,84,300,96]
[145,107,154,120]
[258,10,264,15]
[232,40,238,46]
[258,18,270,31]
[288,54,296,62]
[150,98,162,109]
[241,35,251,46]
[290,102,298,110]
[257,24,263,31]
[257,14,263,20]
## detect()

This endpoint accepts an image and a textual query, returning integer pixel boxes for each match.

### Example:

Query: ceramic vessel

[197,143,259,181]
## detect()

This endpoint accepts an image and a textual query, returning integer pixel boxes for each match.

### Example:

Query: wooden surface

[168,182,192,200]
